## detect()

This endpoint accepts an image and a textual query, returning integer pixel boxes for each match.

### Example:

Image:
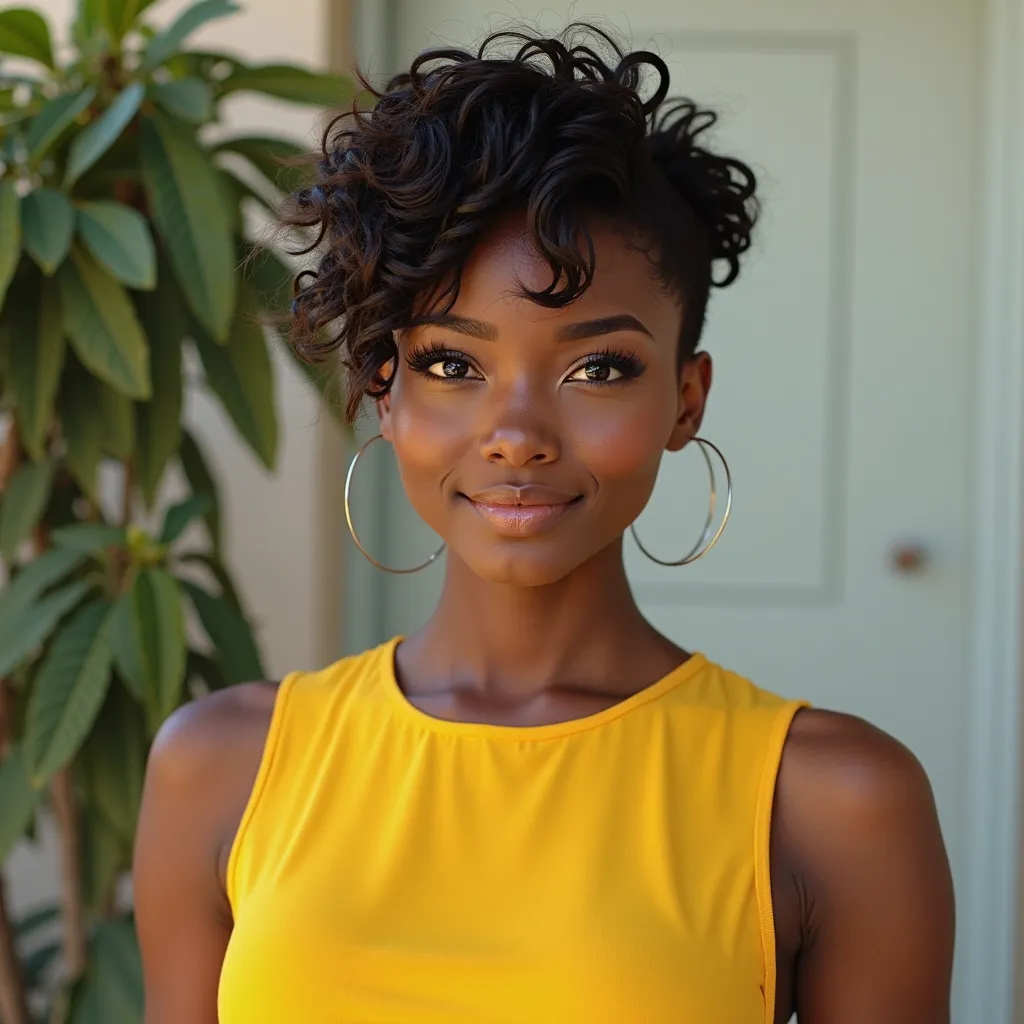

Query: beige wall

[6,0,342,917]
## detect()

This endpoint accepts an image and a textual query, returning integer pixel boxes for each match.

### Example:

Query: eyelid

[563,348,646,381]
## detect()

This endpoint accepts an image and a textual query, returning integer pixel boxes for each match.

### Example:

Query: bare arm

[779,710,955,1023]
[133,684,277,1024]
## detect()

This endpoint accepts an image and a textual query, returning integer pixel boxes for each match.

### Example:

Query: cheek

[387,379,470,492]
[569,390,677,487]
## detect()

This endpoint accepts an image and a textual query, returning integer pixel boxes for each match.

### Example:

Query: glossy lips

[462,485,581,537]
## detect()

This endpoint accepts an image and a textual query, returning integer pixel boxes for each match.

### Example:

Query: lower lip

[465,498,578,537]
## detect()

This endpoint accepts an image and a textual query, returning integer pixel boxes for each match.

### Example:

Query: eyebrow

[407,312,654,342]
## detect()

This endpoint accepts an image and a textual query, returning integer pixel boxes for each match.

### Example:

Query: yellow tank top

[219,638,807,1024]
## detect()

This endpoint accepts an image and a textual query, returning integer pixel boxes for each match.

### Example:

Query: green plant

[0,2,351,1020]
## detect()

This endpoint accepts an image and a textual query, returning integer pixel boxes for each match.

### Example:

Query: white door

[349,0,986,1015]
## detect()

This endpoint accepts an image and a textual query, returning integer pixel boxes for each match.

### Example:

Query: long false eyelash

[403,341,475,375]
[569,347,647,380]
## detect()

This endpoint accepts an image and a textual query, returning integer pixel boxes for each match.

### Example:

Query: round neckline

[379,636,709,741]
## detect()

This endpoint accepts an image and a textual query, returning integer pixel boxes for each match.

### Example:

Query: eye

[427,357,478,380]
[404,344,483,382]
[564,349,646,385]
[567,361,624,383]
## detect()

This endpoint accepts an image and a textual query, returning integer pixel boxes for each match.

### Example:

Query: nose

[479,386,561,467]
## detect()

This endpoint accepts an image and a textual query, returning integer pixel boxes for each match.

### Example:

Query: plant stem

[50,769,87,981]
[0,420,20,493]
[0,876,30,1024]
[0,675,32,1024]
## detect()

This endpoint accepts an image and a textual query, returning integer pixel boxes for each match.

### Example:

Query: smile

[461,486,582,537]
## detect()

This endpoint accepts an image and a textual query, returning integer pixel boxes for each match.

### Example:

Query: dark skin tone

[134,215,955,1023]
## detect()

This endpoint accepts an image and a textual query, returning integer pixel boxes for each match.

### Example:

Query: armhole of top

[225,671,300,914]
[753,700,809,1024]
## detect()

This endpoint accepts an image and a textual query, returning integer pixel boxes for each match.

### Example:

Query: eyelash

[403,343,647,386]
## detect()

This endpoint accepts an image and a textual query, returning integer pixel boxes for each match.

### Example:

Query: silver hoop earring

[630,437,733,567]
[344,434,445,575]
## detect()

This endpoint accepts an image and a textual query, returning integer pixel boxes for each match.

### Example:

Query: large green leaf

[140,112,236,340]
[59,369,104,499]
[0,579,94,679]
[103,0,143,41]
[0,9,54,67]
[243,246,344,420]
[98,380,135,460]
[0,546,84,622]
[0,457,54,560]
[186,649,226,692]
[134,269,183,506]
[108,592,144,706]
[141,0,240,71]
[79,688,145,843]
[0,746,41,860]
[110,568,185,732]
[51,523,127,552]
[8,279,65,460]
[219,168,275,224]
[25,598,114,788]
[178,430,220,549]
[80,812,124,915]
[21,188,74,276]
[159,494,212,546]
[76,200,156,291]
[58,246,151,398]
[65,81,145,188]
[25,88,96,166]
[193,318,277,469]
[179,550,242,610]
[243,242,293,313]
[0,181,21,307]
[216,135,308,194]
[219,63,355,108]
[150,77,212,123]
[183,581,263,684]
[67,920,143,1024]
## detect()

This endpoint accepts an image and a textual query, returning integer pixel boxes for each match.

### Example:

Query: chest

[219,748,769,1023]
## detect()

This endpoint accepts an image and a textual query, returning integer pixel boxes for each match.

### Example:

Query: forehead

[441,213,682,337]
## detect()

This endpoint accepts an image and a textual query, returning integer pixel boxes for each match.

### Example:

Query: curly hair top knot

[287,24,760,422]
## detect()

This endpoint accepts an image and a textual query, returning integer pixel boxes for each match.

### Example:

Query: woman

[134,26,954,1024]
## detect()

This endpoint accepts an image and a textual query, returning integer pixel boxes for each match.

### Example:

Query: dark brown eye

[568,361,622,383]
[426,358,474,378]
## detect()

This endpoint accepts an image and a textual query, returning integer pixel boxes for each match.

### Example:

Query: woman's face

[379,214,711,586]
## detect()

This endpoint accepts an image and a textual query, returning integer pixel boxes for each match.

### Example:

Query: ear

[667,352,712,453]
[376,392,393,440]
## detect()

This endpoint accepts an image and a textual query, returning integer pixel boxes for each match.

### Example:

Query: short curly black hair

[287,25,759,423]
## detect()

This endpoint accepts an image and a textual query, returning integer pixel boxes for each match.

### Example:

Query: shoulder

[774,708,953,934]
[148,682,281,791]
[777,708,936,830]
[141,683,282,888]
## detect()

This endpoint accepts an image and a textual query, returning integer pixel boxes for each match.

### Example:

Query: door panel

[374,1,980,1012]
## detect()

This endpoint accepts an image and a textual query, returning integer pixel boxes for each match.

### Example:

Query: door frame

[342,1,1024,1016]
[965,1,1024,1020]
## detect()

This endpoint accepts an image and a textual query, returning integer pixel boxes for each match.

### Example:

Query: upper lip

[464,484,580,507]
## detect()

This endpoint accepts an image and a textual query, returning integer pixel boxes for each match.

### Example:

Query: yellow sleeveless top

[219,638,807,1024]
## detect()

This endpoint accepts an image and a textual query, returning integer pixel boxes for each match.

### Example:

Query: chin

[461,544,582,587]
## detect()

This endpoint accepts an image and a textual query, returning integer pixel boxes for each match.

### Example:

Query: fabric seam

[753,700,810,1024]
[382,637,712,742]
[225,671,300,914]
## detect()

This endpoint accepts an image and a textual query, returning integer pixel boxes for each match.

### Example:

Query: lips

[461,484,582,537]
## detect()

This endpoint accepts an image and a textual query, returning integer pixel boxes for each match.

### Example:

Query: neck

[400,538,684,700]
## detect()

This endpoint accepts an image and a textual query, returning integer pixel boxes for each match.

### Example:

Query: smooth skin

[134,215,954,1023]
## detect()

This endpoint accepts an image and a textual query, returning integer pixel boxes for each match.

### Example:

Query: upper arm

[777,710,955,1024]
[133,684,276,1024]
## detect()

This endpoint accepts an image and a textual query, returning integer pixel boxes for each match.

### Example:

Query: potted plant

[0,2,351,1019]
